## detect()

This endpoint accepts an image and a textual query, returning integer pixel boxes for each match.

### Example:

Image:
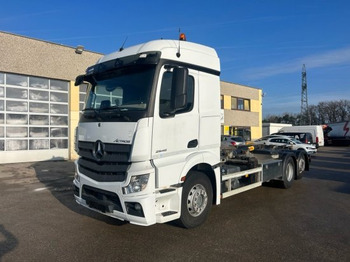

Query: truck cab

[74,38,222,227]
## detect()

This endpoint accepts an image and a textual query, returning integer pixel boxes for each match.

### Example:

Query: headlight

[123,174,149,194]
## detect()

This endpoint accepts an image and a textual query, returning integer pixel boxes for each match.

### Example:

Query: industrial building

[221,81,262,141]
[0,31,262,163]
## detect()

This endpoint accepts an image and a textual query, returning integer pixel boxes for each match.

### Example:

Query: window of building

[231,97,237,110]
[229,126,251,141]
[237,98,244,110]
[221,95,224,109]
[0,72,69,151]
[244,99,250,111]
[79,83,88,112]
[231,96,250,111]
[0,74,3,150]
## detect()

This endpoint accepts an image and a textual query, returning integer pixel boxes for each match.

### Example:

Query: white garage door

[0,72,69,163]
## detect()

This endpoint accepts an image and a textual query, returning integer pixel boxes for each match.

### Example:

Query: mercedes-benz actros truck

[73,35,309,228]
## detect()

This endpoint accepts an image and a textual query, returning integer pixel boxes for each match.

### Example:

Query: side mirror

[171,67,188,110]
[75,75,85,86]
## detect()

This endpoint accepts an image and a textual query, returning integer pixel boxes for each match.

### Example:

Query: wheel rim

[187,184,208,217]
[286,162,294,181]
[298,157,306,174]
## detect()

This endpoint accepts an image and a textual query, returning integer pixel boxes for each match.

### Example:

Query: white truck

[73,36,309,228]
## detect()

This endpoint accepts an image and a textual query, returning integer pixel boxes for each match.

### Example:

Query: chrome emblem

[92,140,105,161]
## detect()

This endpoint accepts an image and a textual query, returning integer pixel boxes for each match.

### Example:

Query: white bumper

[73,160,157,226]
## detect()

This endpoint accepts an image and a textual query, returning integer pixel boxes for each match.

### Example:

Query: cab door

[151,66,199,187]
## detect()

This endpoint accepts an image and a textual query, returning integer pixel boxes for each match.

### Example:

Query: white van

[279,125,324,147]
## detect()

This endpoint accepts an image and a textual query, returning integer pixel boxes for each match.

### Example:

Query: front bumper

[73,160,157,226]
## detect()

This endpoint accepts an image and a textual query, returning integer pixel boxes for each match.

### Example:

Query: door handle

[187,139,198,148]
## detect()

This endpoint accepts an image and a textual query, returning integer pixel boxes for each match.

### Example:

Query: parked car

[272,132,314,145]
[221,135,246,147]
[254,136,317,155]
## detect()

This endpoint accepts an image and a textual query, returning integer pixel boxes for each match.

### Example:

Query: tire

[178,171,213,229]
[282,156,295,189]
[296,152,307,180]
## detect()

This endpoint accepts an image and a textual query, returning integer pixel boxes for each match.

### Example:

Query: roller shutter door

[0,72,69,163]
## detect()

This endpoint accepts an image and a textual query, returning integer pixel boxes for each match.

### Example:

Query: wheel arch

[179,152,220,205]
[187,163,217,205]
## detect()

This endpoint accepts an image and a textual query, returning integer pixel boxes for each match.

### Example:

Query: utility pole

[300,64,309,125]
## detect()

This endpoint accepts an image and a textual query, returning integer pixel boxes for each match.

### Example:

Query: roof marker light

[176,32,186,58]
[179,33,186,41]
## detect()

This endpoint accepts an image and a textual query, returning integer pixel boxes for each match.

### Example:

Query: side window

[273,138,282,143]
[159,70,194,117]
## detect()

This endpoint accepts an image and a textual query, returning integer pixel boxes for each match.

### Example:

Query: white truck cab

[74,38,222,227]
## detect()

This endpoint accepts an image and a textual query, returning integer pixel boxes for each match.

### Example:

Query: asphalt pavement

[0,146,349,262]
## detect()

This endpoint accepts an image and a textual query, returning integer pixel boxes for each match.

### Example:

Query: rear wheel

[296,152,307,179]
[282,156,295,189]
[178,171,213,228]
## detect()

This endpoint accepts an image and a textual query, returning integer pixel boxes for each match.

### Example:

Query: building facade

[0,31,102,163]
[221,81,262,141]
[0,31,262,164]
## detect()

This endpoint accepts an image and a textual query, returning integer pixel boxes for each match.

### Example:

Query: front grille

[82,185,123,213]
[78,141,131,182]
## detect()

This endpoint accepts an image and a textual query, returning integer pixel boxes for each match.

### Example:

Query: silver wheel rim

[187,184,208,217]
[286,162,294,181]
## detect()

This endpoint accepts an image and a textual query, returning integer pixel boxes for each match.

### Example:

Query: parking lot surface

[0,146,349,261]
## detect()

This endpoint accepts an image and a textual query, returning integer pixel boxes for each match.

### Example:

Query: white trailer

[73,36,309,228]
[262,123,292,136]
[324,121,350,146]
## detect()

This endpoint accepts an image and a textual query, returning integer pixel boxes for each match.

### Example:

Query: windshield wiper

[99,105,128,111]
[82,108,98,119]
[98,106,131,121]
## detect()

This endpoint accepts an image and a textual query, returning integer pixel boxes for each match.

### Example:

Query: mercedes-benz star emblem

[92,140,105,161]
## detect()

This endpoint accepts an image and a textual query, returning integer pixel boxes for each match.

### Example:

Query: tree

[263,99,350,124]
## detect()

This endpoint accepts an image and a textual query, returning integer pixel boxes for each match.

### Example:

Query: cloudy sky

[2,0,350,117]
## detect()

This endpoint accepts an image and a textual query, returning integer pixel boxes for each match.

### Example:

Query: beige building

[221,81,262,141]
[0,31,262,164]
[0,31,102,163]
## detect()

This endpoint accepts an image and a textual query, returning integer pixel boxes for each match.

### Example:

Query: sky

[1,0,350,117]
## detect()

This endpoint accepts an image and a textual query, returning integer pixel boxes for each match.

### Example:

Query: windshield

[82,65,156,122]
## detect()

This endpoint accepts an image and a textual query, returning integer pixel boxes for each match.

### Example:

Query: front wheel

[178,171,213,228]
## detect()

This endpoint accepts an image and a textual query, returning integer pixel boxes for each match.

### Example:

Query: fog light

[125,202,145,217]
